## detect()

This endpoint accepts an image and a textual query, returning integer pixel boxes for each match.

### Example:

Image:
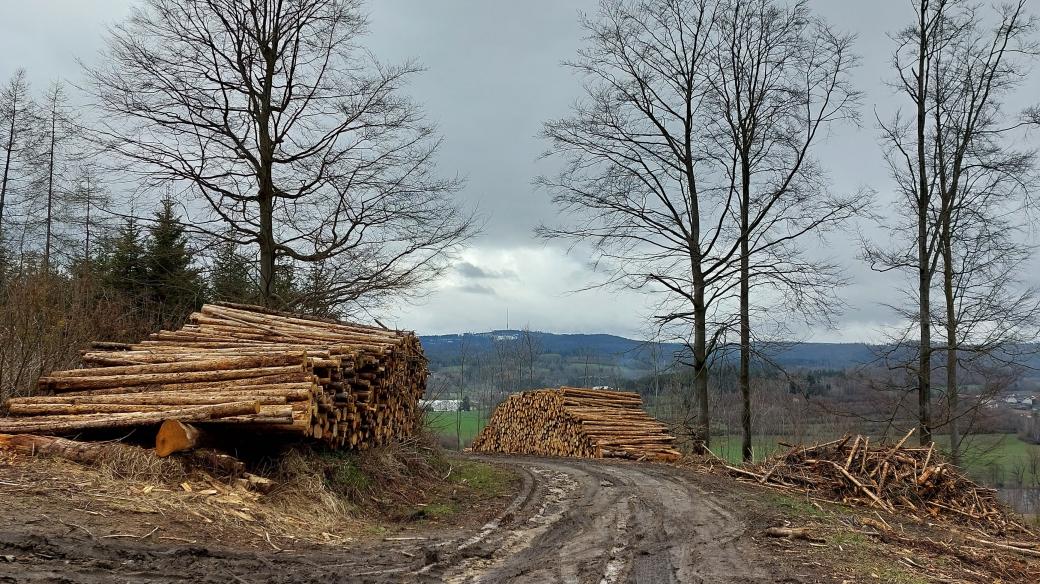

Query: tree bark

[0,433,142,465]
[0,401,260,434]
[0,90,16,242]
[915,2,933,447]
[44,98,56,272]
[740,159,752,462]
[693,281,710,452]
[942,200,960,465]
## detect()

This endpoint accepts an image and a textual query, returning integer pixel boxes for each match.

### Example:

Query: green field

[425,410,484,447]
[424,411,1040,487]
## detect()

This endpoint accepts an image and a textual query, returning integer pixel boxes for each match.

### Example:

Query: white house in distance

[421,399,461,412]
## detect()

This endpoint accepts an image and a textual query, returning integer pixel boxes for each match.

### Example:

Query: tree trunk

[0,401,260,434]
[258,190,276,307]
[942,211,960,466]
[0,97,16,242]
[740,164,752,462]
[44,105,56,272]
[915,4,933,447]
[257,39,278,308]
[0,433,141,465]
[693,277,710,453]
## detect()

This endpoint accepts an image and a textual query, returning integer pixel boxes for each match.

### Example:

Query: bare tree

[66,162,113,262]
[709,0,861,461]
[870,0,957,446]
[928,0,1039,464]
[456,333,468,451]
[519,326,542,389]
[540,0,732,451]
[86,0,475,311]
[0,69,35,251]
[28,81,80,272]
[870,0,1040,453]
[541,0,860,453]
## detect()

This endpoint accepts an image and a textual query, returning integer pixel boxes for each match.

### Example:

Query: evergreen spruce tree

[209,239,256,303]
[101,216,148,305]
[145,196,203,325]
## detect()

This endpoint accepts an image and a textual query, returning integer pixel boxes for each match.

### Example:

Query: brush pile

[0,303,427,452]
[725,430,1031,535]
[471,387,680,462]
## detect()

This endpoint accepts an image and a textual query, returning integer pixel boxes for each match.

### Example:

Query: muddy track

[424,457,796,584]
[0,456,811,583]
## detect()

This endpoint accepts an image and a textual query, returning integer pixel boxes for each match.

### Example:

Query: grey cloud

[454,261,517,281]
[454,283,498,296]
[8,1,1040,340]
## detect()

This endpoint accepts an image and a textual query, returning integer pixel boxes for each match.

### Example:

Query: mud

[0,456,829,583]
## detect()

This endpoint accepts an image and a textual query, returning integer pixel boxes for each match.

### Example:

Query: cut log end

[156,420,203,457]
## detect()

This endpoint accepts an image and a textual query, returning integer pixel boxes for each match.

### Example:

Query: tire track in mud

[441,456,790,584]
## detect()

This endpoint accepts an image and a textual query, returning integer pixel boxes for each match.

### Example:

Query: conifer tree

[144,195,203,325]
[101,216,148,305]
[209,240,256,304]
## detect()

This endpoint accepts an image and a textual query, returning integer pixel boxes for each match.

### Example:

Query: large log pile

[0,303,427,452]
[471,387,679,462]
[725,430,1034,536]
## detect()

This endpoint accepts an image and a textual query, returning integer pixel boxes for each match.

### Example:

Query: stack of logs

[0,303,427,454]
[471,387,679,462]
[726,430,1032,535]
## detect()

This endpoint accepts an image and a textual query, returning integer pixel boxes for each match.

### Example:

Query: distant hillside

[420,330,880,374]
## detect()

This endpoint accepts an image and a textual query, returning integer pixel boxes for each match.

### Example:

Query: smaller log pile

[0,303,427,453]
[471,387,679,462]
[726,430,1032,535]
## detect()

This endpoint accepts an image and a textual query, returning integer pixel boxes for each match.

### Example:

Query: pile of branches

[471,387,680,462]
[726,430,1033,536]
[0,303,427,453]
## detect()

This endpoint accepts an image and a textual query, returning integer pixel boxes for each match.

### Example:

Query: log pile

[725,430,1033,535]
[471,387,679,462]
[0,303,428,453]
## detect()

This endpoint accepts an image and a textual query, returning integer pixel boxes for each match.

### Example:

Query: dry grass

[0,431,511,550]
[92,442,189,484]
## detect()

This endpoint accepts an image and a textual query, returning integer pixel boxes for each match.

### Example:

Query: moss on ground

[453,460,514,497]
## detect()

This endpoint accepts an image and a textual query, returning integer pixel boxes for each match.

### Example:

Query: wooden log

[0,401,260,434]
[49,354,306,378]
[40,365,306,392]
[0,433,143,465]
[155,420,206,457]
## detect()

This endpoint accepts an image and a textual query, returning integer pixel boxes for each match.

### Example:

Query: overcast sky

[2,1,1039,341]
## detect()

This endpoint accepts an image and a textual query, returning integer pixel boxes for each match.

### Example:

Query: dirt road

[0,455,819,583]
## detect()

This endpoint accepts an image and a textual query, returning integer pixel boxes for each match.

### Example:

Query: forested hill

[419,331,879,373]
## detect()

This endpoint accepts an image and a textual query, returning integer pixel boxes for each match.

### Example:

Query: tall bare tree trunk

[0,104,15,242]
[915,2,933,447]
[257,39,277,308]
[739,162,752,462]
[942,216,959,465]
[693,276,710,452]
[44,103,56,273]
